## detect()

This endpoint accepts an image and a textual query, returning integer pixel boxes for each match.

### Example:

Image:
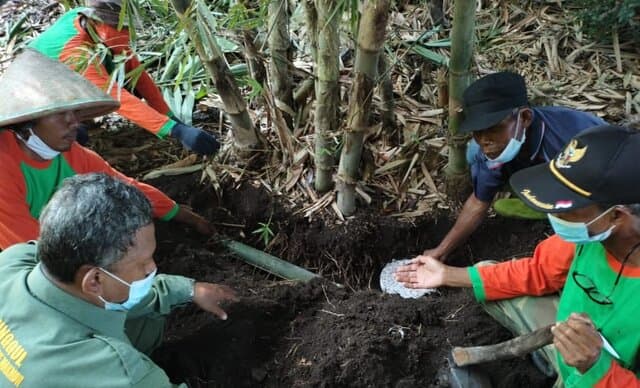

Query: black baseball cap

[510,125,640,213]
[459,72,529,133]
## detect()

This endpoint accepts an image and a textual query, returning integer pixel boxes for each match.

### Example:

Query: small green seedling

[252,218,275,246]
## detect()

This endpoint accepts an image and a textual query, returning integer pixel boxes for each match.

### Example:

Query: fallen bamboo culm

[451,324,554,367]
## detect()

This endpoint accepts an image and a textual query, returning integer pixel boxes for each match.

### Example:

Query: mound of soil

[146,173,554,387]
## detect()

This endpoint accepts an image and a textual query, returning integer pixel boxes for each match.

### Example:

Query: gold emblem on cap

[555,139,587,169]
[520,189,554,210]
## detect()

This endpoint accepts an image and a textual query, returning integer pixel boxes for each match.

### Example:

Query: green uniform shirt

[0,243,193,387]
[557,242,640,387]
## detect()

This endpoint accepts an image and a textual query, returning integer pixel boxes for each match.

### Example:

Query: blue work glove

[170,123,220,156]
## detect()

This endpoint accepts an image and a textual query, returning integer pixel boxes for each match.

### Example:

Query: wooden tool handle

[451,324,554,367]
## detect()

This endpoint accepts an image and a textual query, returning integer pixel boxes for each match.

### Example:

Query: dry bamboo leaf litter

[0,1,637,225]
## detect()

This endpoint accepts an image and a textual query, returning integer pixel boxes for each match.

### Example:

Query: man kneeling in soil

[397,125,640,386]
[0,49,213,250]
[0,173,238,387]
[422,72,606,263]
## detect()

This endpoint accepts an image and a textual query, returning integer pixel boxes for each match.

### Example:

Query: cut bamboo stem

[222,239,320,282]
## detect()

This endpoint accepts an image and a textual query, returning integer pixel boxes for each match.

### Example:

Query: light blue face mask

[485,113,526,170]
[547,207,617,244]
[98,268,157,311]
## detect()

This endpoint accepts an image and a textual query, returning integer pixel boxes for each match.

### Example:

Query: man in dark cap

[397,125,640,385]
[423,71,606,263]
[28,0,219,155]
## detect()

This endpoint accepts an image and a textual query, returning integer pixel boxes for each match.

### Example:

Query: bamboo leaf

[409,44,449,67]
[215,36,240,53]
[173,86,183,118]
[181,88,195,125]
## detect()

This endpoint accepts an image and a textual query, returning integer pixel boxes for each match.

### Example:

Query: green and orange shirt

[0,130,178,250]
[29,8,176,137]
[468,235,640,387]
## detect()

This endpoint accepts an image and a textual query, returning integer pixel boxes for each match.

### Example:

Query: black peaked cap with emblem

[459,71,529,133]
[510,125,640,213]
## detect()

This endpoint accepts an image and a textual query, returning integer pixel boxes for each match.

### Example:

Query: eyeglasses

[572,240,640,305]
[572,271,614,305]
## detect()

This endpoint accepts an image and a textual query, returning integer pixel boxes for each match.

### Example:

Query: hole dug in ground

[149,175,554,387]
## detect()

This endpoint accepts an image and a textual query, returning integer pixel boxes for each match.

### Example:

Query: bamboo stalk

[303,0,318,62]
[313,0,341,192]
[242,29,267,89]
[378,54,396,135]
[444,0,476,195]
[222,239,320,281]
[337,0,390,215]
[268,0,294,129]
[170,0,262,152]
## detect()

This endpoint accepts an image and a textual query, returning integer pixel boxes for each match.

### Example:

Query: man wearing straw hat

[397,125,640,386]
[0,173,238,387]
[422,71,606,263]
[28,0,219,155]
[0,49,214,250]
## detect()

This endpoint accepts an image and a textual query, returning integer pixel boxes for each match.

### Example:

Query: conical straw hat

[0,49,120,128]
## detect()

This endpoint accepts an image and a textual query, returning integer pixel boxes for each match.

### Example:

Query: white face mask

[17,128,60,160]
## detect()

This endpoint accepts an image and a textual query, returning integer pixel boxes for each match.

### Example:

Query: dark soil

[144,173,555,388]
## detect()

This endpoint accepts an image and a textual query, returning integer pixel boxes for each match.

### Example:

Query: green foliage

[252,218,275,246]
[243,76,264,100]
[570,0,640,41]
[1,14,29,46]
[223,0,269,30]
[403,26,450,67]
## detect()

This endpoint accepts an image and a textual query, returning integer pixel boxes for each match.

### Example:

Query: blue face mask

[485,113,526,170]
[547,207,617,244]
[98,268,157,311]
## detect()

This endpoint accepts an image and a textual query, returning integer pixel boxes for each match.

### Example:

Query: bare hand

[552,313,602,373]
[192,282,239,320]
[394,255,447,289]
[174,205,215,235]
[422,248,447,263]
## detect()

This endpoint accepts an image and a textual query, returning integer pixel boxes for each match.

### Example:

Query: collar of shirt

[526,109,547,162]
[27,262,128,340]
